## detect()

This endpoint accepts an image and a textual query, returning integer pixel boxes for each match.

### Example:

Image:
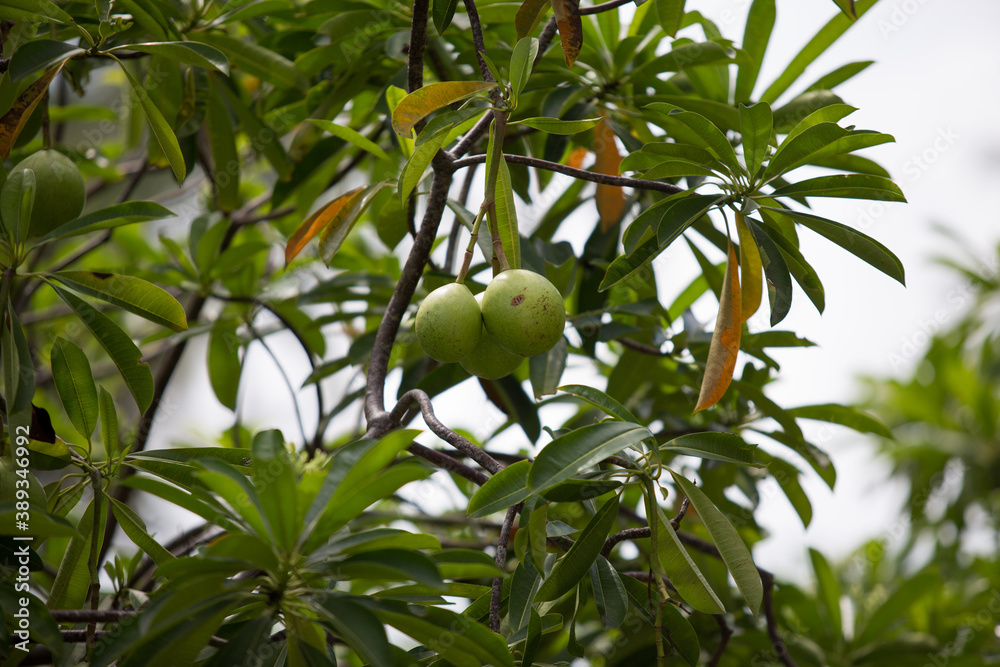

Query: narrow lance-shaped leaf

[736,215,762,322]
[660,431,765,467]
[208,319,242,412]
[739,102,772,179]
[735,0,775,103]
[516,0,550,39]
[744,216,792,325]
[432,0,460,33]
[589,555,628,628]
[108,496,176,567]
[188,32,306,90]
[377,602,515,667]
[110,41,229,74]
[649,498,725,614]
[207,84,240,211]
[99,386,119,460]
[529,338,567,399]
[50,271,188,332]
[557,384,639,423]
[0,64,62,162]
[112,56,186,182]
[391,81,496,136]
[550,0,583,67]
[487,123,521,270]
[8,39,84,82]
[769,174,906,202]
[37,201,176,242]
[285,187,364,264]
[535,496,619,601]
[670,471,763,617]
[527,421,651,492]
[509,37,538,103]
[695,239,741,412]
[319,182,386,264]
[50,338,99,443]
[594,117,625,232]
[51,286,154,413]
[512,117,602,135]
[308,120,391,162]
[467,460,533,518]
[808,547,842,634]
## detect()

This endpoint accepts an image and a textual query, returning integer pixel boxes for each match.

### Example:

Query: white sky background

[135,0,1000,585]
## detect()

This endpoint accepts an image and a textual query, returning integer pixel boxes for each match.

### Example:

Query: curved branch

[391,389,504,475]
[580,0,634,14]
[364,170,454,430]
[452,153,686,194]
[407,442,489,485]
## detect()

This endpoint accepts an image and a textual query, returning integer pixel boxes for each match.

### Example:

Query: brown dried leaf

[695,239,741,412]
[593,118,624,232]
[0,65,62,162]
[550,0,583,67]
[285,187,365,264]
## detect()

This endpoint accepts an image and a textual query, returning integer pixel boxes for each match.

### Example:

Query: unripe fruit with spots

[460,294,524,379]
[481,269,565,357]
[1,150,85,237]
[415,283,482,363]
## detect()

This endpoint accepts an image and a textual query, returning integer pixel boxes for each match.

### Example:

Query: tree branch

[491,503,521,632]
[602,497,688,557]
[707,613,734,667]
[452,153,685,194]
[407,441,489,485]
[461,0,496,84]
[407,0,430,93]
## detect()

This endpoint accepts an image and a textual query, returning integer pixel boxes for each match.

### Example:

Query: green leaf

[512,117,602,135]
[620,575,700,665]
[650,500,725,614]
[557,384,639,422]
[735,0,775,102]
[632,41,735,80]
[108,496,176,567]
[48,497,108,609]
[529,338,567,399]
[432,0,460,32]
[37,201,175,242]
[740,102,772,178]
[761,0,876,103]
[111,41,229,74]
[527,421,650,492]
[783,103,857,142]
[589,555,628,628]
[0,0,74,23]
[0,503,79,539]
[433,549,504,579]
[392,81,496,136]
[50,271,187,332]
[207,318,241,411]
[251,429,298,550]
[113,56,185,182]
[399,132,448,203]
[51,286,154,413]
[854,572,939,646]
[536,496,619,601]
[759,452,812,527]
[206,85,240,211]
[660,432,765,467]
[769,174,905,202]
[787,403,893,437]
[670,471,762,617]
[308,120,390,162]
[515,0,549,39]
[744,217,792,325]
[646,104,742,176]
[760,206,905,284]
[468,460,533,518]
[488,128,521,270]
[196,459,271,539]
[377,602,515,667]
[119,475,238,531]
[215,77,292,180]
[99,386,119,459]
[331,528,440,555]
[640,161,715,180]
[319,596,393,667]
[50,338,98,442]
[508,560,542,632]
[332,549,444,588]
[764,122,848,181]
[189,32,305,90]
[654,0,685,37]
[808,547,842,636]
[804,60,873,93]
[8,39,85,82]
[509,38,538,102]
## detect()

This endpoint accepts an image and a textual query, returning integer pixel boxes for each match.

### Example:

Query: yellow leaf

[284,187,365,264]
[594,118,624,232]
[391,81,496,136]
[515,0,550,38]
[566,146,589,169]
[736,214,762,323]
[0,64,63,162]
[695,239,741,412]
[550,0,583,67]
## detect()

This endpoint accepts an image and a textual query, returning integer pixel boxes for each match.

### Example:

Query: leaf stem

[456,203,488,283]
[483,111,512,272]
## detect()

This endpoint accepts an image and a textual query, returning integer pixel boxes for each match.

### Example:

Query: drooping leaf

[111,41,229,74]
[432,0,460,33]
[206,85,240,211]
[308,120,390,162]
[645,104,742,176]
[49,338,98,442]
[654,0,685,37]
[769,174,905,202]
[550,0,583,67]
[660,432,765,467]
[467,460,533,518]
[650,500,725,614]
[487,125,521,270]
[529,338,567,399]
[8,39,84,82]
[215,77,292,180]
[391,81,496,136]
[536,496,619,601]
[558,384,638,422]
[736,215,763,322]
[620,575,701,665]
[512,117,602,135]
[594,117,625,232]
[527,421,651,492]
[808,547,842,635]
[99,386,119,460]
[188,32,306,90]
[50,271,187,332]
[695,239,741,412]
[0,0,73,24]
[670,471,763,617]
[108,496,176,567]
[786,403,893,438]
[51,287,154,413]
[207,319,241,411]
[376,602,515,667]
[760,206,905,285]
[744,216,792,325]
[38,201,175,242]
[589,555,628,628]
[0,64,62,162]
[113,56,185,182]
[319,596,394,667]
[515,0,550,39]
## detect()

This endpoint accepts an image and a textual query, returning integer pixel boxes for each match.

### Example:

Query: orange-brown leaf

[594,118,624,232]
[695,239,741,412]
[550,0,583,67]
[566,146,589,169]
[391,81,496,136]
[736,214,762,323]
[285,186,365,264]
[516,0,551,38]
[0,65,62,162]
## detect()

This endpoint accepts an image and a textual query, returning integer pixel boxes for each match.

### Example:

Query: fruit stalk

[456,202,488,284]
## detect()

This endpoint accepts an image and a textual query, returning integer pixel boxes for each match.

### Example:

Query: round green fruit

[415,283,482,363]
[1,150,86,237]
[459,294,524,380]
[481,269,565,357]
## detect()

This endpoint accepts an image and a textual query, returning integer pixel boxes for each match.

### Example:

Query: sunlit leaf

[695,239,741,412]
[654,0,685,37]
[50,271,188,332]
[528,422,650,492]
[769,174,905,202]
[735,0,775,102]
[536,496,619,601]
[308,120,391,162]
[391,81,496,136]
[285,187,364,264]
[512,117,602,135]
[736,215,762,322]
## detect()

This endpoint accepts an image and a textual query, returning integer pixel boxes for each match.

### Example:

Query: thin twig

[761,569,798,667]
[602,497,688,557]
[490,503,522,632]
[707,614,733,667]
[407,442,489,485]
[620,338,669,356]
[452,153,686,194]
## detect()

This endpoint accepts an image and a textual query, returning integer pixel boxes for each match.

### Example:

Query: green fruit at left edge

[459,294,524,380]
[1,150,86,237]
[481,269,566,357]
[415,283,483,363]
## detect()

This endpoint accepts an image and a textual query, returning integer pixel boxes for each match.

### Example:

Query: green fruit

[415,283,482,363]
[460,294,524,380]
[1,150,86,237]
[481,269,565,357]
